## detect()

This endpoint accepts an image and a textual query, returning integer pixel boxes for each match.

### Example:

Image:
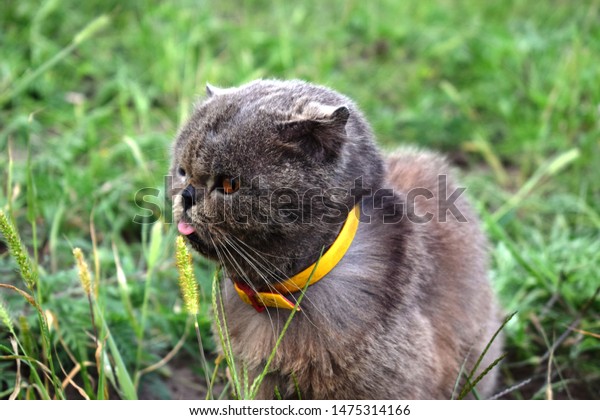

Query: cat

[170,79,503,399]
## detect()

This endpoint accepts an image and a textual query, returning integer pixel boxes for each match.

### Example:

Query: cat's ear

[205,83,224,97]
[276,104,350,161]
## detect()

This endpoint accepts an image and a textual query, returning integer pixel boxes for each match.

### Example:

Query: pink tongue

[177,221,196,236]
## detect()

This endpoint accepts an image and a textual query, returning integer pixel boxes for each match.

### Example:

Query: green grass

[1,0,599,399]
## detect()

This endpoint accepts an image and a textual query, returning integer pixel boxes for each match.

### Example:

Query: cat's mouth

[176,213,231,261]
[177,218,212,255]
[177,218,202,245]
[177,218,216,258]
[177,219,206,248]
[177,220,196,236]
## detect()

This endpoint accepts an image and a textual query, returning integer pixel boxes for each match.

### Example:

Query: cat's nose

[181,185,196,212]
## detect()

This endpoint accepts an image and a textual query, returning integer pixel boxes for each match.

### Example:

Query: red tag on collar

[234,281,266,313]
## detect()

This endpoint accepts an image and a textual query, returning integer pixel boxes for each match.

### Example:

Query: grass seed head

[175,236,199,315]
[0,210,39,290]
[73,247,93,297]
[0,299,15,336]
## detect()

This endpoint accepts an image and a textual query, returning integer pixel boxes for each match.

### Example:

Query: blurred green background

[0,0,599,399]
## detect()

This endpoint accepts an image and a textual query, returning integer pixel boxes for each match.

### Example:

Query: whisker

[218,237,279,335]
[206,236,234,299]
[224,236,303,308]
[228,234,317,262]
[224,237,287,288]
[226,237,324,328]
[227,235,324,301]
[227,237,291,280]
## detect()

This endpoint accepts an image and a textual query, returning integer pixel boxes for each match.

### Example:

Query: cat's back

[384,148,502,398]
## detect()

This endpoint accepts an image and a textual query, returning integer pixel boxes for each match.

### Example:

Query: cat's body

[170,80,502,399]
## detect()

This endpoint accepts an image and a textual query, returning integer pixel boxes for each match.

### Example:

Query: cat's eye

[177,167,186,177]
[218,177,240,194]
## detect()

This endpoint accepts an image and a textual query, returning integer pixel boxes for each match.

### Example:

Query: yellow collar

[234,204,361,312]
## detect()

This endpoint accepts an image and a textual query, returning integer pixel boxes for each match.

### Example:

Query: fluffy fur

[170,79,502,399]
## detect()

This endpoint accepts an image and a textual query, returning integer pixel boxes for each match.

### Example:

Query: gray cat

[170,79,503,399]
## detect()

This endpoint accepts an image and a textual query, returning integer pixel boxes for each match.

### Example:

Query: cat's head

[169,80,384,285]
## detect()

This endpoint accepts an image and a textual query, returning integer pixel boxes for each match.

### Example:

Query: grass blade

[0,15,110,106]
[212,268,242,398]
[248,249,323,399]
[112,242,139,334]
[94,304,138,400]
[135,222,164,377]
[493,148,580,222]
[457,311,516,399]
